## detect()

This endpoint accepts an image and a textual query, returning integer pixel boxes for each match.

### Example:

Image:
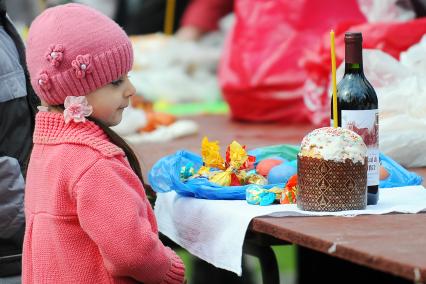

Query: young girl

[23,4,185,283]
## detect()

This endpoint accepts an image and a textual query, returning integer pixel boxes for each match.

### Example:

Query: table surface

[132,114,426,282]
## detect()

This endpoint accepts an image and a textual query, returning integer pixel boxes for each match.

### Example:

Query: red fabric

[181,0,233,32]
[301,17,426,125]
[23,112,185,284]
[219,0,366,123]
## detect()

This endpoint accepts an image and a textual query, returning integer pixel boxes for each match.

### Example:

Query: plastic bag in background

[111,106,147,136]
[302,17,426,125]
[149,144,422,200]
[400,34,426,75]
[130,32,224,104]
[330,36,426,167]
[380,154,423,188]
[357,0,415,22]
[374,36,426,167]
[219,0,366,123]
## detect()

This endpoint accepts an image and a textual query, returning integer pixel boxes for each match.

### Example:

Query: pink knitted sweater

[23,112,185,284]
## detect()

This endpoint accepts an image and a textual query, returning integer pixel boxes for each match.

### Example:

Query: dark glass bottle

[331,32,379,205]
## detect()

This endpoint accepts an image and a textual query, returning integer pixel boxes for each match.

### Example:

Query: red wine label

[339,109,379,186]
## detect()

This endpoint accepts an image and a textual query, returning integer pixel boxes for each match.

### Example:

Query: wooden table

[133,114,426,283]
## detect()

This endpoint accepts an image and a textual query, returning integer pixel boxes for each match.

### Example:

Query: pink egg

[256,159,284,177]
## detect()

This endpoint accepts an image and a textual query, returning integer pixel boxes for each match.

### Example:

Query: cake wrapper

[297,156,367,211]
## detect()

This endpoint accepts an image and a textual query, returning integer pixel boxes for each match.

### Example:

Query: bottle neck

[344,40,364,75]
[344,62,364,74]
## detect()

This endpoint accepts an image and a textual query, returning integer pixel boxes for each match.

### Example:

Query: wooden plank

[251,214,426,281]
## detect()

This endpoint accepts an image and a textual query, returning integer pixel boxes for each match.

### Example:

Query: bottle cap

[345,32,363,43]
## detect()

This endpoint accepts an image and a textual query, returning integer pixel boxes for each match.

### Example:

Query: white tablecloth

[154,186,426,275]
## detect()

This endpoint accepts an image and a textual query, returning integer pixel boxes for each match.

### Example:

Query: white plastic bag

[334,36,426,167]
[130,31,224,103]
[357,0,415,22]
[111,106,147,136]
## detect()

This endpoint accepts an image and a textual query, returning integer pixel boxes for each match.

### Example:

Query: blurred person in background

[6,0,234,39]
[176,0,233,40]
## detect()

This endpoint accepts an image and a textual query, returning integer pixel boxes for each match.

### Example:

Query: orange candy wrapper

[280,175,298,204]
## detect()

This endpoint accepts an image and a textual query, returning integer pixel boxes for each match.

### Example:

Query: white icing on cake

[299,127,367,164]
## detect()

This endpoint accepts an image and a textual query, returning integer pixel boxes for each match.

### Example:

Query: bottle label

[340,109,379,186]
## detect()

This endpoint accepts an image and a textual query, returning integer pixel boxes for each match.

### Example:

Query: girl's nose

[125,80,136,98]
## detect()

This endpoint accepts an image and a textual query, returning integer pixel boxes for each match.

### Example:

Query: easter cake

[297,127,368,211]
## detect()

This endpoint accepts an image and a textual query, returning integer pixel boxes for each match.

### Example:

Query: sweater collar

[33,112,125,157]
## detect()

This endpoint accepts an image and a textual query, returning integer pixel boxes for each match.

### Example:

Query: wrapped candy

[209,140,257,186]
[226,141,249,169]
[246,185,265,205]
[197,165,212,177]
[246,174,268,185]
[280,188,297,204]
[230,173,241,186]
[235,170,248,184]
[286,174,298,189]
[280,174,298,204]
[210,168,232,186]
[201,137,225,170]
[260,192,276,206]
[246,185,282,206]
[226,141,255,170]
[180,163,195,180]
[198,137,258,187]
[267,187,285,200]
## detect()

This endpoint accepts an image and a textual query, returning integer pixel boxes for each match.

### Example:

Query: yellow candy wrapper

[247,174,268,185]
[226,141,248,170]
[236,170,248,184]
[200,137,256,187]
[201,137,225,170]
[197,165,212,176]
[210,168,232,186]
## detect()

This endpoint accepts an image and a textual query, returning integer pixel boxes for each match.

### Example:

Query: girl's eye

[111,78,124,86]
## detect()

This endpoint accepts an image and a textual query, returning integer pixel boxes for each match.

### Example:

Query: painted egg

[379,166,389,180]
[287,159,297,169]
[256,158,285,177]
[267,163,297,184]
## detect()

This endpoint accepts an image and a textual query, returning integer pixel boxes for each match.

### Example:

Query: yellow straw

[164,0,176,35]
[330,30,338,128]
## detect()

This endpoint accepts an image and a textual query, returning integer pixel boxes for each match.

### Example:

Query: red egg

[256,159,284,177]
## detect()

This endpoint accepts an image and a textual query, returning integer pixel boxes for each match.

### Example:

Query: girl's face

[86,74,136,126]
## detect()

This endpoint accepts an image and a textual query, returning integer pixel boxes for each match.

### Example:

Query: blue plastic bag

[149,144,423,200]
[379,153,423,188]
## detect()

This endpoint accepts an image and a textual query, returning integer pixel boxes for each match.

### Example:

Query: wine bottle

[331,32,379,205]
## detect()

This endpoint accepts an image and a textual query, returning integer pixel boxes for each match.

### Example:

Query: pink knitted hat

[26,4,133,105]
